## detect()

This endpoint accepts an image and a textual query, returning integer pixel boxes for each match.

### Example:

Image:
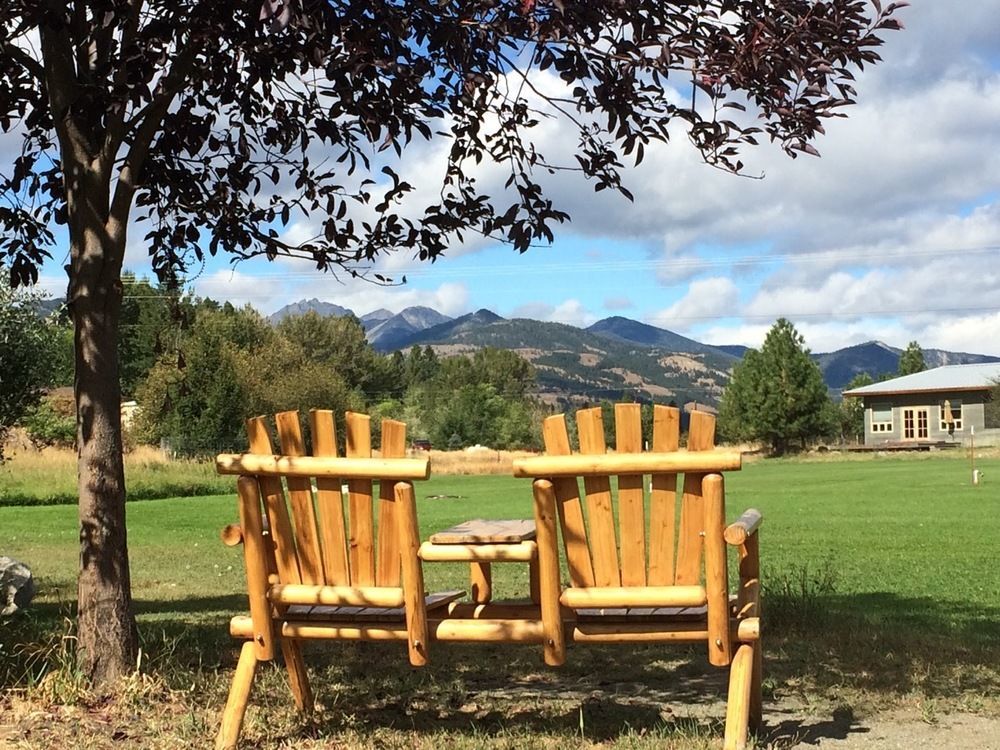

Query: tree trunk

[70,180,138,686]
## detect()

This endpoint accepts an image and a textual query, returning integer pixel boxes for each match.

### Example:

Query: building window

[940,399,963,431]
[871,403,893,433]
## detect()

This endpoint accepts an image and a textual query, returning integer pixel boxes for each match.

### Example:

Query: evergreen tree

[117,272,191,397]
[898,341,926,376]
[718,319,835,454]
[405,345,440,385]
[840,372,874,444]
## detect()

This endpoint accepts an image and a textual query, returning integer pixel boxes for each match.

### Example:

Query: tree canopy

[0,0,904,684]
[718,318,835,454]
[2,1,903,286]
[0,270,61,458]
[898,340,926,376]
[839,371,873,443]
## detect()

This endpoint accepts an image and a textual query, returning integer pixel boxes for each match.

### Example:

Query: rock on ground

[0,556,35,616]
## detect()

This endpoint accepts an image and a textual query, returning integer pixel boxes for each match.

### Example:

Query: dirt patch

[578,352,601,366]
[514,348,546,362]
[606,368,674,397]
[660,354,709,373]
[608,367,643,385]
[768,706,1000,749]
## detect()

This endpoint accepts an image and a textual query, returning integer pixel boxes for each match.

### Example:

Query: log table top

[428,519,537,545]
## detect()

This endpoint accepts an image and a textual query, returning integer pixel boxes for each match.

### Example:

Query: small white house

[843,363,1000,446]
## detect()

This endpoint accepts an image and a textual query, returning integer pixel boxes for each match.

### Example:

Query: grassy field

[0,445,232,506]
[0,445,532,506]
[2,451,999,748]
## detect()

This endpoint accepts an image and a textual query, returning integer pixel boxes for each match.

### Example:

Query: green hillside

[412,316,733,406]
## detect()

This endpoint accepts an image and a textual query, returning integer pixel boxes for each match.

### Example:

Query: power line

[181,242,1000,280]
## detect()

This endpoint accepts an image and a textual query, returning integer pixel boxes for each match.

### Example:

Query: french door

[902,408,929,440]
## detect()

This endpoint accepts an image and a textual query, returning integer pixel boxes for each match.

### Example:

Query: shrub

[21,401,75,448]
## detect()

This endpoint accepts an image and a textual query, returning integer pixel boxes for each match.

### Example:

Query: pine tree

[898,341,926,376]
[719,319,835,454]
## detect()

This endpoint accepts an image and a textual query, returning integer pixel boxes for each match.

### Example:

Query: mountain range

[269,299,1000,405]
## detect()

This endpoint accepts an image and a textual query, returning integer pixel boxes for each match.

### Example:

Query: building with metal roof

[843,363,1000,447]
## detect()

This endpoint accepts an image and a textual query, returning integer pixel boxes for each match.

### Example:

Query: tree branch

[2,39,46,82]
[39,17,93,161]
[107,40,201,244]
[101,0,147,166]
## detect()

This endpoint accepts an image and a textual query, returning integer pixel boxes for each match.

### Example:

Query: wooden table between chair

[419,519,540,604]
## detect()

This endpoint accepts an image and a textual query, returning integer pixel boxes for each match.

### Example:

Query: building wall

[862,391,987,446]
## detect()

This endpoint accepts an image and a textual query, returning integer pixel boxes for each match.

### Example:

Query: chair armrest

[724,509,763,546]
[221,523,244,546]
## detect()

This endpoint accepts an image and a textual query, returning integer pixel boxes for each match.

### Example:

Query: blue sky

[30,3,1000,355]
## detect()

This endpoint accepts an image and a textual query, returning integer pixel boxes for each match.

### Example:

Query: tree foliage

[719,318,835,454]
[2,1,904,285]
[118,273,191,397]
[0,270,61,459]
[986,379,1000,431]
[400,345,540,449]
[898,340,926,376]
[839,372,873,443]
[136,305,364,452]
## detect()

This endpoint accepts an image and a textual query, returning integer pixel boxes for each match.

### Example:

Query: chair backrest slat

[541,415,595,588]
[614,404,646,587]
[674,411,715,585]
[576,407,620,587]
[532,405,726,593]
[309,409,350,586]
[345,412,376,586]
[246,415,301,584]
[647,405,681,585]
[376,419,407,587]
[275,410,325,585]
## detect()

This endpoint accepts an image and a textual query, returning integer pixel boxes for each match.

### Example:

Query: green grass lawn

[2,453,999,748]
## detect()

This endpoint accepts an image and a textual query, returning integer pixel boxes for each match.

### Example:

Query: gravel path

[765,707,1000,749]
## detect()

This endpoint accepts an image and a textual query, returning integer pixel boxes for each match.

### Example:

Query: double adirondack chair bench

[214,405,762,750]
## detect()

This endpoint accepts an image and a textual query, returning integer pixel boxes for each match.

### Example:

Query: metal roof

[843,362,1000,397]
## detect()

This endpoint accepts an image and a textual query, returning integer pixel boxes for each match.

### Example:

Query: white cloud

[510,301,556,320]
[190,269,266,306]
[511,298,597,327]
[697,318,913,355]
[550,299,596,327]
[33,271,67,299]
[189,266,470,319]
[651,277,740,325]
[921,312,1000,354]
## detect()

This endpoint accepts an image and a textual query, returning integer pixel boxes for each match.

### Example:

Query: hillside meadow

[1,449,999,748]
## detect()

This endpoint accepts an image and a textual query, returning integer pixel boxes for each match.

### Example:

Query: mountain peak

[360,308,394,324]
[268,299,354,324]
[587,316,737,360]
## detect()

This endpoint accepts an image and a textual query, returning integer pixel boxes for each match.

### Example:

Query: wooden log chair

[213,410,462,750]
[513,404,763,750]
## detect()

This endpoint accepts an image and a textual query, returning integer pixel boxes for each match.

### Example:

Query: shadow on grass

[4,588,998,747]
[766,591,1000,698]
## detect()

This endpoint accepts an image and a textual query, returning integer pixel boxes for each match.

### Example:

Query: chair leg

[723,643,755,750]
[216,642,259,750]
[749,638,763,732]
[280,638,314,713]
